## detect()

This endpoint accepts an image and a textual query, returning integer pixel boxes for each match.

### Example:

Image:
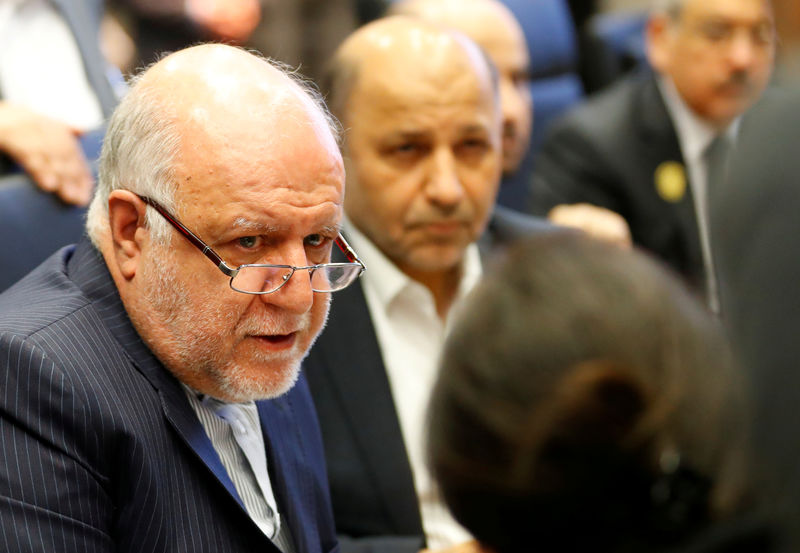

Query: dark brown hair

[428,233,750,552]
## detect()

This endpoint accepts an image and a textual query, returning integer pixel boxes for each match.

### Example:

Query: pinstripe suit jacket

[0,239,339,553]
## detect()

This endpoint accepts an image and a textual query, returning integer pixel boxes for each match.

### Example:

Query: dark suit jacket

[304,208,554,553]
[0,239,339,553]
[711,89,800,551]
[528,72,705,289]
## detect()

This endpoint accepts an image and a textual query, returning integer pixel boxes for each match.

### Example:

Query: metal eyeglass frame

[137,194,365,294]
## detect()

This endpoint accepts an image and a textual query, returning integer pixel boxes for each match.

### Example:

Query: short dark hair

[428,232,751,553]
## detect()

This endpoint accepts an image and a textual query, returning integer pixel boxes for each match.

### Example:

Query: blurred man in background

[390,0,532,179]
[530,0,775,312]
[392,0,631,245]
[305,15,552,553]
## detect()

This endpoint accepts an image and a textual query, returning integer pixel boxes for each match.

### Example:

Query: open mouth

[251,332,297,350]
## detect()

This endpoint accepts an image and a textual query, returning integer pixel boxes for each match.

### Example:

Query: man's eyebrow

[384,130,429,141]
[231,218,280,233]
[459,123,491,135]
[231,219,342,235]
[321,224,342,235]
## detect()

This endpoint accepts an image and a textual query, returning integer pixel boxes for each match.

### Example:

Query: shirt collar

[658,75,740,163]
[343,217,482,313]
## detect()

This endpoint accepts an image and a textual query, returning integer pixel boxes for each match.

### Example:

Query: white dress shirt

[184,387,295,553]
[0,0,103,130]
[658,76,739,314]
[345,219,481,550]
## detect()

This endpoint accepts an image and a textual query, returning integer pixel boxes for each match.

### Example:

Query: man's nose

[425,148,464,208]
[728,31,757,71]
[259,248,315,314]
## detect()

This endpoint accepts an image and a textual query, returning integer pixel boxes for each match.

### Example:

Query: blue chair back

[0,128,104,293]
[498,0,584,211]
[0,175,88,292]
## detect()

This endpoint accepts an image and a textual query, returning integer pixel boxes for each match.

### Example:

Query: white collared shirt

[344,219,481,550]
[658,76,739,314]
[184,387,295,553]
[0,0,103,130]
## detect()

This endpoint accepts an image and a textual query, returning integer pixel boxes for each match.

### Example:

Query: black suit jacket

[529,72,705,289]
[304,208,554,553]
[0,240,339,553]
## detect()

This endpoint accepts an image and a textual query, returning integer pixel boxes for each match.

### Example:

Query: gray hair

[87,48,342,248]
[86,64,181,247]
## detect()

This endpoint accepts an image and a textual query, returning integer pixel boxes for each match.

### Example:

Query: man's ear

[107,190,148,280]
[646,14,673,74]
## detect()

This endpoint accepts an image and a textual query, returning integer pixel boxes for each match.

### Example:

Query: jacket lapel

[257,392,313,552]
[158,378,245,510]
[636,75,704,285]
[316,280,424,533]
[70,240,246,511]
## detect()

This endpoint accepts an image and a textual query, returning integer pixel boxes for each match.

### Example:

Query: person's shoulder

[0,245,90,339]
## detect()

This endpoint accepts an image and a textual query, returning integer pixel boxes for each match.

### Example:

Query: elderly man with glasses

[0,43,358,553]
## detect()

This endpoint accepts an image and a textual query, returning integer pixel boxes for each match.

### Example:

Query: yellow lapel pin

[654,161,687,203]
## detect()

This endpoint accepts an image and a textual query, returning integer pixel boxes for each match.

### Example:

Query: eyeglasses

[137,195,365,295]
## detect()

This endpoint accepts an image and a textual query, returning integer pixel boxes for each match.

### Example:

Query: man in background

[305,15,551,553]
[0,44,354,552]
[392,0,632,246]
[390,0,532,182]
[530,0,775,312]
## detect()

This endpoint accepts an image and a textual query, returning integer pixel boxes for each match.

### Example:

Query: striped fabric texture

[0,240,339,553]
[185,389,295,553]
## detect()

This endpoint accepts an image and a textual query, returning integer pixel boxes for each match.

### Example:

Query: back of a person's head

[428,233,751,553]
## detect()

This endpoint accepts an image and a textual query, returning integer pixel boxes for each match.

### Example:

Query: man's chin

[211,358,303,403]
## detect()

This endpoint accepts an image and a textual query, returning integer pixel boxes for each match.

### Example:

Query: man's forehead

[349,46,494,111]
[182,186,344,236]
[349,74,496,132]
[677,0,773,23]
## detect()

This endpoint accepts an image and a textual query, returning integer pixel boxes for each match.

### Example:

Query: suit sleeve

[528,115,625,217]
[0,333,114,553]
